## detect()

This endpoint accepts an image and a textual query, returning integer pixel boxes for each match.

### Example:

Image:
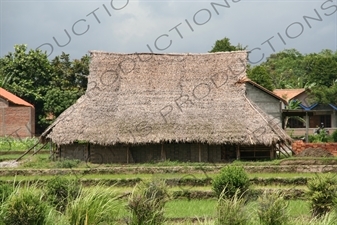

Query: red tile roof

[273,89,306,102]
[0,88,34,108]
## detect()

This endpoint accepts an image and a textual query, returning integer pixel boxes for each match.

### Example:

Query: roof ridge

[0,88,34,108]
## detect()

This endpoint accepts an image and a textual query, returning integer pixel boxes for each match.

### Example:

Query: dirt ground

[0,160,20,168]
[295,147,334,157]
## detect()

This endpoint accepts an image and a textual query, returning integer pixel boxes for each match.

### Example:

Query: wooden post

[161,144,166,161]
[86,143,90,162]
[49,140,53,160]
[198,144,201,162]
[270,145,275,160]
[126,147,129,164]
[305,112,309,143]
[332,110,337,128]
[236,145,240,160]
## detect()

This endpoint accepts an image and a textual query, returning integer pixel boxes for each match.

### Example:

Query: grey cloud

[1,0,336,62]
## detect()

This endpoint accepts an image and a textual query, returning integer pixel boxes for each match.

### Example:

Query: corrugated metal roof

[0,88,34,108]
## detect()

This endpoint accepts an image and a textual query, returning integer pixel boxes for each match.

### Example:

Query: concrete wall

[245,83,282,121]
[293,92,309,107]
[286,128,337,137]
[0,105,35,137]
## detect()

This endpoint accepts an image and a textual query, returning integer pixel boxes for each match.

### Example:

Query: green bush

[66,185,120,225]
[127,179,168,225]
[0,183,14,205]
[212,166,250,199]
[216,190,248,225]
[0,187,48,225]
[309,129,332,143]
[307,173,337,217]
[45,176,81,212]
[332,130,337,142]
[257,191,289,225]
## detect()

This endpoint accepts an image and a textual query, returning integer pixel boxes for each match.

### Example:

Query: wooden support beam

[236,145,240,160]
[198,144,201,162]
[270,145,274,160]
[127,146,129,164]
[161,144,166,161]
[16,141,41,162]
[305,112,309,143]
[31,142,48,156]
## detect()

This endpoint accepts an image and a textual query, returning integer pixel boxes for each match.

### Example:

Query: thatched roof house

[42,51,291,163]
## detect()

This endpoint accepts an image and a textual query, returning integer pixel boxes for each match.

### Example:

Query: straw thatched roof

[41,51,291,146]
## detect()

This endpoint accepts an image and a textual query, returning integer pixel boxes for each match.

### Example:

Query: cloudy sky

[1,0,336,64]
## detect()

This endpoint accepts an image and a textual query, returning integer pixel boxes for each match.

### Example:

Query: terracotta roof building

[0,88,35,137]
[273,89,306,104]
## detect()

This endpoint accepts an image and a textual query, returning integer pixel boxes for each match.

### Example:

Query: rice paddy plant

[0,184,49,225]
[127,179,169,225]
[0,183,14,205]
[216,190,248,225]
[307,173,337,217]
[257,191,289,225]
[45,176,81,212]
[65,185,120,225]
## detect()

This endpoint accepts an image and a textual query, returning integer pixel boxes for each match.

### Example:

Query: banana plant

[284,99,305,128]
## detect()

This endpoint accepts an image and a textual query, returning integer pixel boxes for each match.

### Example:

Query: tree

[50,52,89,90]
[311,84,337,105]
[0,45,89,133]
[209,37,247,53]
[0,44,52,134]
[260,49,306,89]
[303,52,337,87]
[247,65,274,91]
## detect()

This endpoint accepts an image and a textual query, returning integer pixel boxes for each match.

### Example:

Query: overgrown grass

[65,185,121,225]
